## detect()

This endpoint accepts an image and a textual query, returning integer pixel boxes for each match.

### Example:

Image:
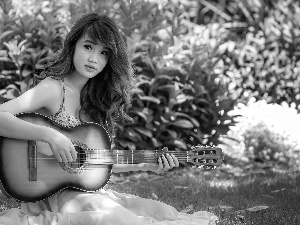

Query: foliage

[196,0,300,111]
[221,99,300,170]
[0,2,68,99]
[111,1,237,149]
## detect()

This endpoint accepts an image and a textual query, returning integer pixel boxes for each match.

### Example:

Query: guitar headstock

[189,145,223,169]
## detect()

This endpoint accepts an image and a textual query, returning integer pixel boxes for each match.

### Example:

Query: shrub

[115,2,237,150]
[221,99,300,169]
[199,0,300,111]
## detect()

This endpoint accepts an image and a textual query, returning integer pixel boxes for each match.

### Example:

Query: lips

[85,65,97,71]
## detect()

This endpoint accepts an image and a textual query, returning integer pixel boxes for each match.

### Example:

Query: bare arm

[0,111,56,143]
[0,78,77,163]
[0,79,59,141]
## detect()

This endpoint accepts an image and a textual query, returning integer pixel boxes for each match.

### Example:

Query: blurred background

[1,0,300,171]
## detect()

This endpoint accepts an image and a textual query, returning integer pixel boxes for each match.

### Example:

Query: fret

[97,150,99,164]
[117,150,119,164]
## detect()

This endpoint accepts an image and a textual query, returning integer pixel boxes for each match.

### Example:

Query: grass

[105,166,300,225]
[0,165,300,224]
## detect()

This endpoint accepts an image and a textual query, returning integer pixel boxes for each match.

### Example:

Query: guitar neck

[86,149,190,165]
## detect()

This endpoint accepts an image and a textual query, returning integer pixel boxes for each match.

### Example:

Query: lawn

[0,163,300,225]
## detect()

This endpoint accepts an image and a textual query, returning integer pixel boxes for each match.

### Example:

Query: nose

[88,54,97,64]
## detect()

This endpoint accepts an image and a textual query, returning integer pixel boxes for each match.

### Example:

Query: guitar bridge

[28,140,37,181]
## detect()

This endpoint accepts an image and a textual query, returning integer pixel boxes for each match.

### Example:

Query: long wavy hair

[36,13,134,138]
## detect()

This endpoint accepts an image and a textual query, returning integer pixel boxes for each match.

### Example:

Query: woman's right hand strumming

[47,128,77,164]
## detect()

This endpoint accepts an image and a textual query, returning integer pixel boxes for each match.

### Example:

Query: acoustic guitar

[0,112,223,202]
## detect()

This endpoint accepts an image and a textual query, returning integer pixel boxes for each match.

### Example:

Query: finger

[157,157,164,173]
[171,154,180,167]
[165,153,175,168]
[59,154,68,164]
[54,152,63,163]
[65,151,74,163]
[70,146,77,162]
[161,154,170,171]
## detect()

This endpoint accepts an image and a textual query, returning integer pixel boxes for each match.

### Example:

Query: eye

[101,50,109,55]
[83,44,92,50]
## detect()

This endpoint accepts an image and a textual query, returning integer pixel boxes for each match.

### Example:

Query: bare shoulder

[0,77,63,115]
[39,76,62,88]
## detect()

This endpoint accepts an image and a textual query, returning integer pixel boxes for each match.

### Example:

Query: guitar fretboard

[82,149,191,164]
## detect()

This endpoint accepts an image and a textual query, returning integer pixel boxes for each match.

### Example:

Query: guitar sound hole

[69,146,86,168]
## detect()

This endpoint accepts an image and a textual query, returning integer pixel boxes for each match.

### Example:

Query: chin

[78,71,99,79]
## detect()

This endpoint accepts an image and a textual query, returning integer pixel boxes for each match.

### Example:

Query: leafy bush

[196,0,300,110]
[0,1,68,100]
[221,99,300,169]
[113,1,237,150]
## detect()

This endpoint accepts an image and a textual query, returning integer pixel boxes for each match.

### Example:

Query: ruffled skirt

[0,189,218,225]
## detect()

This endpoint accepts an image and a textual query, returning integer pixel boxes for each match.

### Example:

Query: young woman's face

[73,35,109,79]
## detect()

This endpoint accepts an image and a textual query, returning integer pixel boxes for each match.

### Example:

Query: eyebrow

[82,39,97,45]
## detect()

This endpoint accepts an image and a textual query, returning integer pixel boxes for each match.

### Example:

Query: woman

[0,13,218,225]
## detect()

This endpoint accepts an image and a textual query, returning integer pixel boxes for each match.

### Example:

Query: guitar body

[0,113,112,202]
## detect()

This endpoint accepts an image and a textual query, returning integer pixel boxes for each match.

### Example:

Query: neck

[82,149,191,164]
[66,71,89,92]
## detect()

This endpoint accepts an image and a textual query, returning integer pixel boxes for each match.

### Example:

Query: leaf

[198,0,231,21]
[151,193,158,199]
[138,95,161,104]
[2,89,18,99]
[174,186,188,189]
[174,112,200,127]
[218,205,234,211]
[271,188,286,193]
[246,206,269,212]
[171,119,194,128]
[174,140,187,149]
[135,127,153,138]
[151,138,161,147]
[126,128,141,142]
[155,74,173,80]
[0,57,12,62]
[134,111,147,121]
[21,69,32,77]
[0,30,15,42]
[117,140,136,150]
[181,204,194,213]
[175,94,191,104]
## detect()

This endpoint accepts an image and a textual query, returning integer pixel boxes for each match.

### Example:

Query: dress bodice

[47,78,82,128]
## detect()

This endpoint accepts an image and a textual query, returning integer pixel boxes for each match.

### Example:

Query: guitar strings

[32,151,216,164]
[33,153,214,160]
[33,156,214,164]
